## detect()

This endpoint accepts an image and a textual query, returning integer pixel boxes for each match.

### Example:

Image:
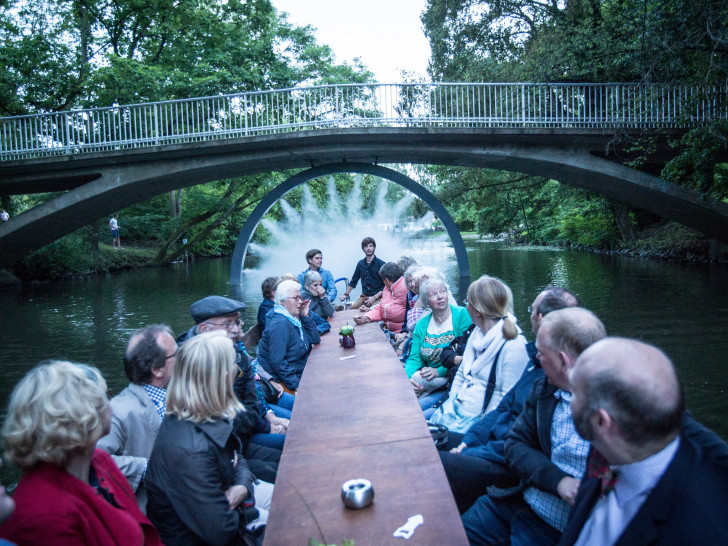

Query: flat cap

[190,295,246,323]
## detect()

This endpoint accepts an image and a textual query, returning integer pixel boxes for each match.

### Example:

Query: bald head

[571,337,683,451]
[539,307,606,362]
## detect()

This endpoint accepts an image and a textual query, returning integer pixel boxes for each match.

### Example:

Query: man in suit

[461,307,607,545]
[559,337,728,545]
[98,324,177,512]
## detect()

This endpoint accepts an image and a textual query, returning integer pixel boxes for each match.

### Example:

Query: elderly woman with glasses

[405,277,473,405]
[257,279,321,392]
[0,361,162,546]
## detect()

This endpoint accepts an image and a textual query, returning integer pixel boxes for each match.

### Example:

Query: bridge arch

[229,162,471,299]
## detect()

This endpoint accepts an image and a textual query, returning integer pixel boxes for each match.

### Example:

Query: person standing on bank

[109,214,121,249]
[296,248,337,302]
[0,209,9,222]
[340,237,385,310]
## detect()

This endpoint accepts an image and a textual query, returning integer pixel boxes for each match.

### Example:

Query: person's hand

[394,332,408,343]
[557,476,581,506]
[450,442,467,454]
[353,315,371,324]
[340,293,350,302]
[265,412,289,431]
[359,304,369,312]
[225,485,249,510]
[420,367,438,381]
[300,299,311,316]
[365,297,376,307]
[269,380,284,399]
[453,355,463,366]
[410,378,425,394]
[316,285,326,298]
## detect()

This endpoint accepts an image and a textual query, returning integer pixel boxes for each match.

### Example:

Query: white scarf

[454,313,522,412]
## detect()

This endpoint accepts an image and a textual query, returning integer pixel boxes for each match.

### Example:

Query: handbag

[257,377,279,404]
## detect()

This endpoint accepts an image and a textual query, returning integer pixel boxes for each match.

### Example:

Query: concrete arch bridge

[1,82,727,273]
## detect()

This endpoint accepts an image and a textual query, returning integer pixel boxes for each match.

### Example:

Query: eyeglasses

[204,318,243,330]
[283,295,303,302]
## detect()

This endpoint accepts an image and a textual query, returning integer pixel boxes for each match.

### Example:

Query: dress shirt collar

[610,436,680,506]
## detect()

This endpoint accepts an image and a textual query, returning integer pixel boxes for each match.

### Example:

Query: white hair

[275,280,302,305]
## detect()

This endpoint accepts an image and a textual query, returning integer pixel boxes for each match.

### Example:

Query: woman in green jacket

[405,277,472,408]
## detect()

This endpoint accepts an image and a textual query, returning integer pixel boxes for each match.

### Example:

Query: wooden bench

[241,322,262,355]
[263,310,468,545]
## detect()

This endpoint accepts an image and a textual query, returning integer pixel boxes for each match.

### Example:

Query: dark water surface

[1,240,727,486]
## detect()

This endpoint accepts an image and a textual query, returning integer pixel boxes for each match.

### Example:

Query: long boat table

[263,310,468,545]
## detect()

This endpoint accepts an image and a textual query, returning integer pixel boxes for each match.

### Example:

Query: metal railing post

[521,83,526,125]
[154,103,160,145]
[63,112,71,154]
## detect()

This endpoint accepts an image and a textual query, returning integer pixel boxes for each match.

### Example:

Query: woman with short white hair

[0,361,161,545]
[145,331,273,545]
[256,279,321,392]
[405,277,473,402]
[301,270,335,319]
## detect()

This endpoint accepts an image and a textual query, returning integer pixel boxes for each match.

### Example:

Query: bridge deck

[263,310,467,545]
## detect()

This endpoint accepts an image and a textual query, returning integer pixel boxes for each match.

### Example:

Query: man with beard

[559,338,728,545]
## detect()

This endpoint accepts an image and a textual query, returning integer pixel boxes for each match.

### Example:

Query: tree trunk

[612,202,637,242]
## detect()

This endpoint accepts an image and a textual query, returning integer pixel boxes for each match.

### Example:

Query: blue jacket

[297,267,338,302]
[256,311,320,390]
[257,298,274,330]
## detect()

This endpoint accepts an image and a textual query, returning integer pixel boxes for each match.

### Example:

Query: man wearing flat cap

[177,295,286,483]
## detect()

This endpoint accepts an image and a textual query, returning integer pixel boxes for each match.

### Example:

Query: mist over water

[243,175,457,297]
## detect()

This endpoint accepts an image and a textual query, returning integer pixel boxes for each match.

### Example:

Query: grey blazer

[97,383,162,512]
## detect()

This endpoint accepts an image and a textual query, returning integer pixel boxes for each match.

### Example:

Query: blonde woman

[146,331,273,545]
[429,276,529,433]
[0,361,161,546]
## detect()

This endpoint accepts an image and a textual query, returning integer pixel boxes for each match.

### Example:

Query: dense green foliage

[422,0,728,250]
[0,0,376,275]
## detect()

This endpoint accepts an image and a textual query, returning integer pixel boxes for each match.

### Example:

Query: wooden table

[263,311,468,545]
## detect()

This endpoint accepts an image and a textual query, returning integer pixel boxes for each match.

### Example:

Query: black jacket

[178,325,261,443]
[146,415,255,546]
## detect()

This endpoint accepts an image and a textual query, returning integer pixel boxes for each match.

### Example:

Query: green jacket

[405,305,473,378]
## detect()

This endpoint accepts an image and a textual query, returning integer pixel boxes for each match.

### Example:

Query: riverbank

[4,222,725,285]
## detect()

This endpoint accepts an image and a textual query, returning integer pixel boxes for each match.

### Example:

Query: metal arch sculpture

[229,162,471,300]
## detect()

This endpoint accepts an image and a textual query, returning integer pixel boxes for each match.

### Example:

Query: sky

[271,0,431,83]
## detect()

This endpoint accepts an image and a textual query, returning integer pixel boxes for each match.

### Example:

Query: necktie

[587,449,620,496]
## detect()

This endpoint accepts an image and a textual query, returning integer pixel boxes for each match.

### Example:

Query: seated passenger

[296,248,338,302]
[428,275,529,431]
[257,276,277,330]
[301,270,335,319]
[146,331,273,545]
[178,295,285,482]
[0,361,161,546]
[405,277,473,402]
[353,262,407,333]
[257,280,321,392]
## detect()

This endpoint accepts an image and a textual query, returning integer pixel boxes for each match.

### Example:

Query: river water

[1,239,727,485]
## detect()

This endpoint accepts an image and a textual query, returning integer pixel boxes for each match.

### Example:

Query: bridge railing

[1,82,726,161]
